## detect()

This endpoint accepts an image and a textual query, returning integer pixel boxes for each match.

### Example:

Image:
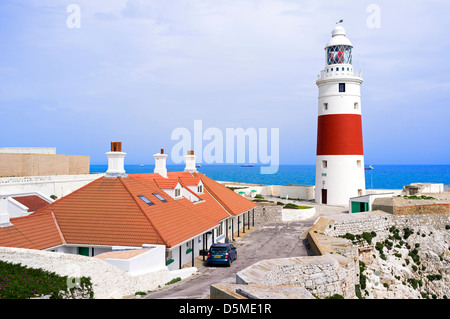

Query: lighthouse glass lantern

[327,45,352,65]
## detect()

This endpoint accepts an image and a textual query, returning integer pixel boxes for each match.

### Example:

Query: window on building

[354,102,359,110]
[197,185,203,193]
[137,195,155,206]
[322,160,328,168]
[323,103,328,111]
[339,83,346,92]
[357,160,362,168]
[152,192,167,203]
[175,188,181,198]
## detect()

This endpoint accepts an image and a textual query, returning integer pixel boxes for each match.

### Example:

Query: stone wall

[253,204,282,223]
[323,211,450,238]
[236,254,357,299]
[0,153,90,177]
[372,197,450,215]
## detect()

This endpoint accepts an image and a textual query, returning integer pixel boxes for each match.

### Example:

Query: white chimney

[184,150,197,173]
[105,142,127,177]
[154,148,168,178]
[0,195,11,227]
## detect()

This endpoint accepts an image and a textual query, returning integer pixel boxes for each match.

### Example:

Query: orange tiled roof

[12,195,51,212]
[0,170,256,251]
[194,172,257,216]
[0,212,64,250]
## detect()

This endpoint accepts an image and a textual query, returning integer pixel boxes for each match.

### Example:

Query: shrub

[326,294,344,299]
[427,274,442,281]
[343,233,356,241]
[362,232,376,244]
[165,277,181,285]
[403,227,414,240]
[283,203,311,210]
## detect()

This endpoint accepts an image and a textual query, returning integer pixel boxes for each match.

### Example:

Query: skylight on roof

[152,193,168,203]
[137,195,155,206]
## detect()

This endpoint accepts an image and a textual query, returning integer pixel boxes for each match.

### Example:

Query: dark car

[206,243,237,267]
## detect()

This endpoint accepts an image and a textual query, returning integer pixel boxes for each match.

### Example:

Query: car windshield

[210,247,227,254]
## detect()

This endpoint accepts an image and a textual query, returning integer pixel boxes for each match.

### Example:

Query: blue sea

[90,164,449,190]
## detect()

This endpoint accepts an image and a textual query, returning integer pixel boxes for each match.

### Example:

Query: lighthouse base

[315,155,366,206]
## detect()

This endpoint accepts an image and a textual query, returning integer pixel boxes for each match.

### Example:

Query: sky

[0,0,449,165]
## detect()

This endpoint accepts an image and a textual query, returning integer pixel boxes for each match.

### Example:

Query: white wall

[0,147,56,154]
[104,245,166,276]
[315,155,366,206]
[0,174,104,199]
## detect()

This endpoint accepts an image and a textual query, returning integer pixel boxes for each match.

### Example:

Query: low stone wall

[372,197,450,215]
[0,247,197,299]
[236,254,356,299]
[253,204,282,223]
[322,211,450,238]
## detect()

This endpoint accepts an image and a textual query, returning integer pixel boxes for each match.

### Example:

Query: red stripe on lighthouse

[317,114,364,156]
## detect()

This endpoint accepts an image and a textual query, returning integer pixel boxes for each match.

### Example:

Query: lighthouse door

[321,189,328,204]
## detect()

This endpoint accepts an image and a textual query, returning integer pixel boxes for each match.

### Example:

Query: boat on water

[241,164,255,167]
[365,165,374,170]
[140,164,144,167]
[196,164,201,168]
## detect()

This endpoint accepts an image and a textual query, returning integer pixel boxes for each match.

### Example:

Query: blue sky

[0,0,449,165]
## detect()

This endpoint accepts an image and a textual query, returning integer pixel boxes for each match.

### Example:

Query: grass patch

[283,203,311,210]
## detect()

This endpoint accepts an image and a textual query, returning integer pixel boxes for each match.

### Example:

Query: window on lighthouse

[339,83,346,92]
[327,45,352,65]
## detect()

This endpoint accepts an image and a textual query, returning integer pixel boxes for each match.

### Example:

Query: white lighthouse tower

[315,24,366,206]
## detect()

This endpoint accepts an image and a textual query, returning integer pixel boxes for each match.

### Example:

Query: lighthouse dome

[325,25,353,65]
[326,25,353,48]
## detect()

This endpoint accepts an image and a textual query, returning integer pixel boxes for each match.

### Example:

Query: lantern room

[325,25,353,66]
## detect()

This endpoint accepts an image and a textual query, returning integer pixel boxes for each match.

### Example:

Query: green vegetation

[402,195,435,200]
[165,277,182,286]
[426,274,442,281]
[282,203,311,210]
[325,294,344,299]
[135,291,146,296]
[226,186,247,191]
[0,261,93,299]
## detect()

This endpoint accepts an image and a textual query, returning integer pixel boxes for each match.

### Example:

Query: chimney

[0,195,11,227]
[105,142,127,177]
[154,148,168,178]
[184,150,197,173]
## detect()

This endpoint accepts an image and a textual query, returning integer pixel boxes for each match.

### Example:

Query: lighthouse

[315,24,366,206]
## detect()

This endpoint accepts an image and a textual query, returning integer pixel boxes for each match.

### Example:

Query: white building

[315,24,366,206]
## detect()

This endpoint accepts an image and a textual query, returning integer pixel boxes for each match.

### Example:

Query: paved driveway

[143,201,348,299]
[144,220,314,299]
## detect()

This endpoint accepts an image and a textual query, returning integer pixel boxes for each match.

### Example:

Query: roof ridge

[195,173,234,214]
[118,177,168,247]
[50,211,67,245]
[31,176,103,216]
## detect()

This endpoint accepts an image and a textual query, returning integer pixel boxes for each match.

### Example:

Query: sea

[90,164,450,190]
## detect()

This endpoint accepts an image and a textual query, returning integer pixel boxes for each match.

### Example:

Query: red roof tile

[12,195,51,212]
[0,212,64,250]
[0,170,257,251]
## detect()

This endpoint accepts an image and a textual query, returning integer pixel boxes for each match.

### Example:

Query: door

[321,189,327,204]
[78,247,89,256]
